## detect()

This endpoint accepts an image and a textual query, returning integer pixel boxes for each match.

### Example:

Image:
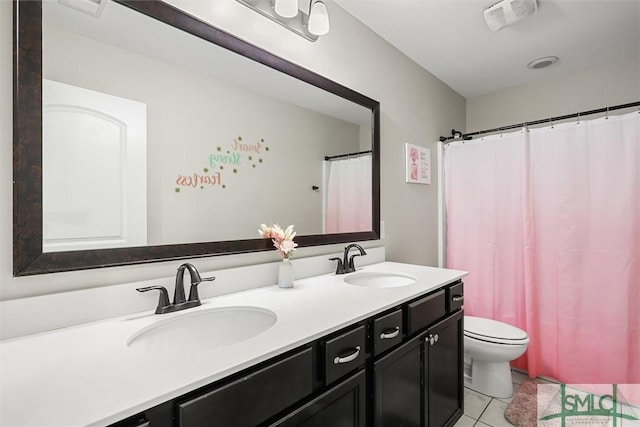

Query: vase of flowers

[259,223,298,288]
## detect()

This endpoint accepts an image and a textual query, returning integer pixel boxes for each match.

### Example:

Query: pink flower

[258,224,273,239]
[259,223,298,259]
[278,239,298,257]
[270,224,286,243]
[409,147,419,162]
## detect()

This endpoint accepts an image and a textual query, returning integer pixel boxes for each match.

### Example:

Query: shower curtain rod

[324,150,372,161]
[439,100,640,144]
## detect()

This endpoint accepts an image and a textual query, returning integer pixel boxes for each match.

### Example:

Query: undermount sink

[127,306,277,354]
[343,271,417,288]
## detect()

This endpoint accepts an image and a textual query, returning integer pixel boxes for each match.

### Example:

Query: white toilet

[463,316,529,398]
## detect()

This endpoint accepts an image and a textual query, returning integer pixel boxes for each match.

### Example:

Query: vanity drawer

[447,281,464,313]
[406,290,446,335]
[324,325,366,385]
[373,309,403,356]
[177,347,313,427]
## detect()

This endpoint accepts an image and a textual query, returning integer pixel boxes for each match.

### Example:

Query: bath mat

[504,380,539,427]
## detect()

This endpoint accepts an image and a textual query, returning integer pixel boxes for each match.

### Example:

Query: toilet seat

[464,316,529,345]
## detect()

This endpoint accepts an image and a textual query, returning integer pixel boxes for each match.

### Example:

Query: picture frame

[405,143,431,184]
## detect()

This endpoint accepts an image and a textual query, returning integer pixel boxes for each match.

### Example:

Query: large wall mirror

[13,0,380,276]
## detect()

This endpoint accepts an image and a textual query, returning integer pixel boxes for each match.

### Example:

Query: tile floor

[455,370,558,427]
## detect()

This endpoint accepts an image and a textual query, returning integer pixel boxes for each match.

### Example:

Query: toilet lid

[464,316,528,343]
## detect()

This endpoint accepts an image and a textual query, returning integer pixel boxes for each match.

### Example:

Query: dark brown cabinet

[323,325,367,385]
[374,337,422,427]
[373,282,464,427]
[270,371,366,427]
[372,308,403,356]
[407,289,446,335]
[425,310,464,427]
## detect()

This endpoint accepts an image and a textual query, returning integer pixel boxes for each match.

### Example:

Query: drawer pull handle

[379,327,400,340]
[333,346,361,365]
[452,295,464,302]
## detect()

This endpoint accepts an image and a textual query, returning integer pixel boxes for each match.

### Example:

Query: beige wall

[466,57,640,132]
[45,25,361,244]
[1,0,465,300]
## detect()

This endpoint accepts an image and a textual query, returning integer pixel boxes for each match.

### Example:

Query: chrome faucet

[136,263,215,314]
[330,244,367,275]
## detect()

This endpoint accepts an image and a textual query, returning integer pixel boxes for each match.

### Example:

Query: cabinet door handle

[333,346,361,364]
[452,295,464,302]
[379,327,400,340]
[434,333,439,343]
[425,334,435,346]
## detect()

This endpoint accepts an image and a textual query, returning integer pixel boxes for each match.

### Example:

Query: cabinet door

[270,370,366,427]
[424,311,464,427]
[374,336,422,427]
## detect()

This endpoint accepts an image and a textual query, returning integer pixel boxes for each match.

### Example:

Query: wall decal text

[175,135,270,193]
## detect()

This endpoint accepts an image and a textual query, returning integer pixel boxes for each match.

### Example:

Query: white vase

[278,258,294,288]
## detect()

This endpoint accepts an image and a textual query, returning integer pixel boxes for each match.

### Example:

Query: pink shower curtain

[325,155,372,233]
[445,112,640,389]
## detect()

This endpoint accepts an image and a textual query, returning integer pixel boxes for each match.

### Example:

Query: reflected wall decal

[175,135,270,192]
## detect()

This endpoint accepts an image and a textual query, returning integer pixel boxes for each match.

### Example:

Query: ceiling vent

[58,0,108,17]
[527,56,559,69]
[484,0,537,31]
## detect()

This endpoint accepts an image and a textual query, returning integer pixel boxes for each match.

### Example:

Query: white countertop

[0,262,467,426]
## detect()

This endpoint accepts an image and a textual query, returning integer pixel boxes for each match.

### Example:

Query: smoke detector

[484,0,537,31]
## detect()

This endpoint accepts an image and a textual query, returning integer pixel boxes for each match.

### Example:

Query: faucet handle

[137,286,171,314]
[188,276,215,302]
[329,257,345,275]
[348,253,362,271]
[182,263,216,285]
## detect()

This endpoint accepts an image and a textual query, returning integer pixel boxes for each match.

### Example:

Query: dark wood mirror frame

[13,0,380,276]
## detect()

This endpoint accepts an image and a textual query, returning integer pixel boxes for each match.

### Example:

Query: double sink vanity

[0,260,467,426]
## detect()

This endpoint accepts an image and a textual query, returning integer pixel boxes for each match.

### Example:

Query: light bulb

[308,0,329,36]
[274,0,298,18]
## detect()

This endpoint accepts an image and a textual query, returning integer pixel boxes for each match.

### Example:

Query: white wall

[466,57,640,131]
[45,25,360,244]
[0,0,465,300]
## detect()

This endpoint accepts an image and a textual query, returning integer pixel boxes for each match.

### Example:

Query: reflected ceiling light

[236,0,330,41]
[308,0,329,36]
[274,0,298,18]
[59,0,109,17]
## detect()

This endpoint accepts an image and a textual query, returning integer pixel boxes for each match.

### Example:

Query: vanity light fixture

[236,0,330,41]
